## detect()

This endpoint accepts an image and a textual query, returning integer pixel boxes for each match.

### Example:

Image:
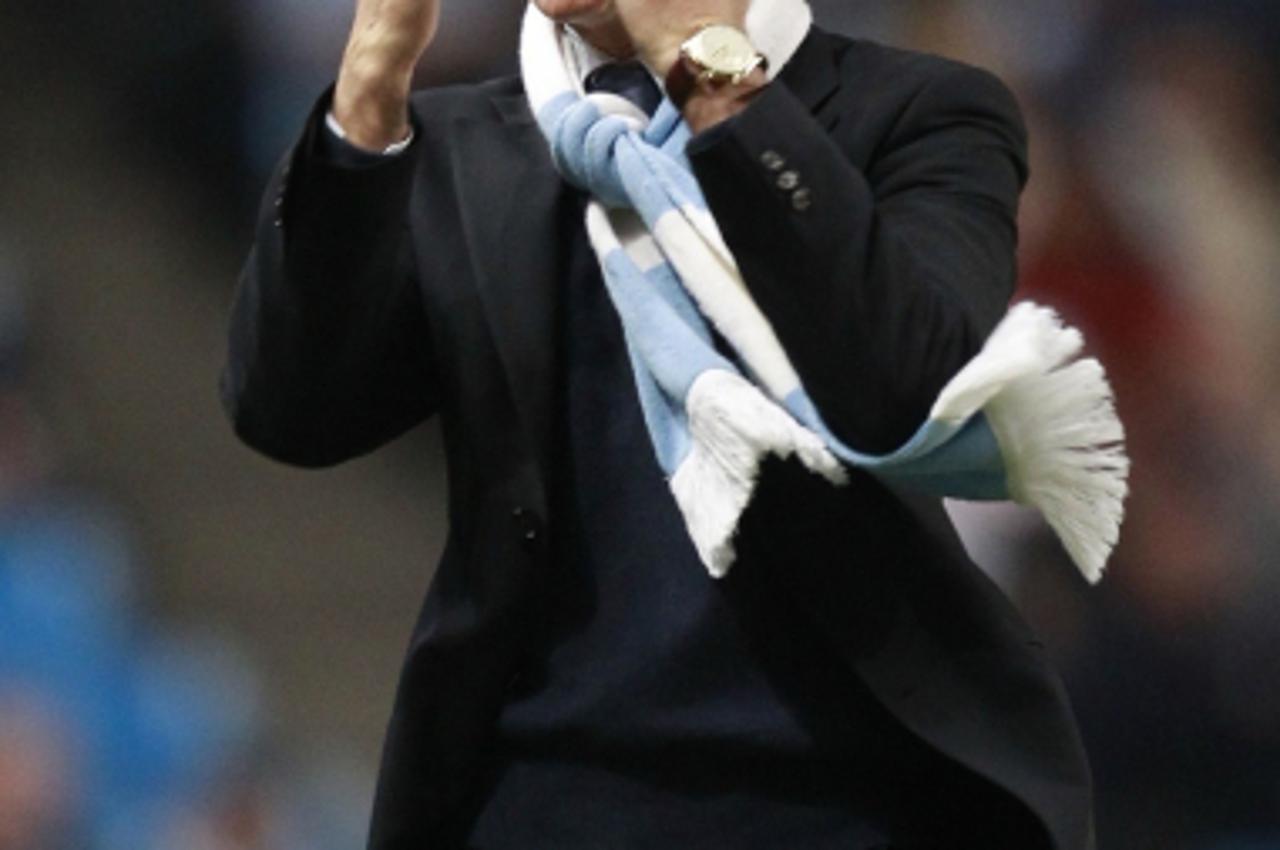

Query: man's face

[533,0,618,26]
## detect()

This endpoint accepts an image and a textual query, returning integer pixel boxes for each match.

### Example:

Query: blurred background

[0,0,1277,847]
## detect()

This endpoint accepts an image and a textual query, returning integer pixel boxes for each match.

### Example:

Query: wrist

[680,67,767,133]
[662,21,767,132]
[333,57,414,151]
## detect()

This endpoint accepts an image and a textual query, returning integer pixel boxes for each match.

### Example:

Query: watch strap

[664,55,701,110]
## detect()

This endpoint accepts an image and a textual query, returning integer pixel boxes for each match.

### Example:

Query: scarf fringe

[935,303,1130,583]
[670,370,847,578]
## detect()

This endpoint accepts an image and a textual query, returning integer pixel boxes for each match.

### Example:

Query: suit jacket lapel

[451,96,565,485]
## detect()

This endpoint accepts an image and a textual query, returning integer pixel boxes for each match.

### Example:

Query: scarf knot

[543,92,691,210]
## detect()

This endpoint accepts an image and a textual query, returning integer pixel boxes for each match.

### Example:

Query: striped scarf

[518,0,1128,583]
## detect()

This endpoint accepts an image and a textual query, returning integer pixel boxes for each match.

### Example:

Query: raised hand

[333,0,442,150]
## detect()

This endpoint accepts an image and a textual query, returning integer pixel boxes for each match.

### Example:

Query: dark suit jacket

[222,25,1095,850]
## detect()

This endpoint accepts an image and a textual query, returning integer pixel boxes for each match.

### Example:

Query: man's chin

[532,0,616,26]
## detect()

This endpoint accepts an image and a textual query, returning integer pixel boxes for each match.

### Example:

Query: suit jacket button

[791,187,813,211]
[776,170,800,191]
[760,150,785,171]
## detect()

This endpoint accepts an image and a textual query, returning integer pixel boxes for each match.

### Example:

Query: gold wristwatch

[665,24,767,109]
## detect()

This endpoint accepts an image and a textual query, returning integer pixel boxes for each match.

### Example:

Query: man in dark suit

[222,0,1095,847]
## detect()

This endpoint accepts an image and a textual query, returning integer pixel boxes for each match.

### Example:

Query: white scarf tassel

[935,304,1129,583]
[670,370,847,578]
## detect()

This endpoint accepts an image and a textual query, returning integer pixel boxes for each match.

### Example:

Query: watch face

[688,25,758,75]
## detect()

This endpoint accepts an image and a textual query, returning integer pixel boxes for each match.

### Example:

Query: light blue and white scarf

[519,0,1129,583]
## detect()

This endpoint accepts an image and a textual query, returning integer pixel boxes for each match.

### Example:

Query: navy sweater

[459,194,1021,849]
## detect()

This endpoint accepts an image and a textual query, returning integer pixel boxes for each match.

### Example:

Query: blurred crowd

[2,0,1279,848]
[0,205,369,844]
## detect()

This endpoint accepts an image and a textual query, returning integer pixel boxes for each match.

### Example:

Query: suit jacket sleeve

[221,91,439,468]
[688,62,1029,454]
